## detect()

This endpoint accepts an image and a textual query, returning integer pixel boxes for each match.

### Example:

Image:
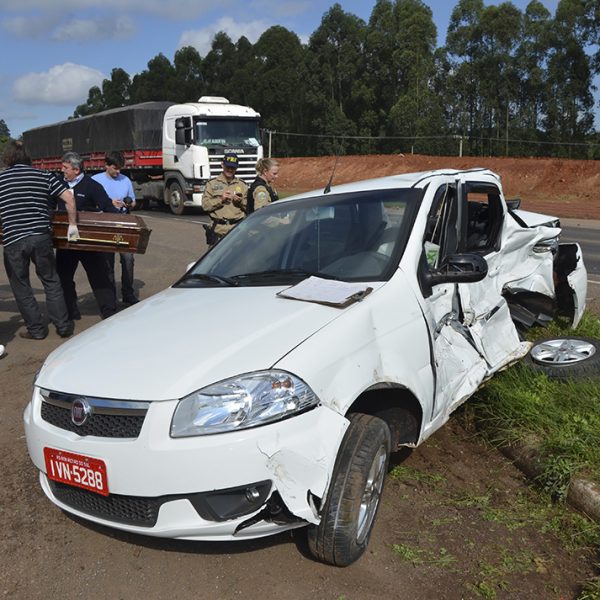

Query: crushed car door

[418,180,488,421]
[454,178,529,372]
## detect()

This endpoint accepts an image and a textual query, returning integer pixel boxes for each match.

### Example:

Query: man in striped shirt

[0,141,79,340]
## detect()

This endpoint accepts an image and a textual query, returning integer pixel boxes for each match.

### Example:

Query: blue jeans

[3,233,71,337]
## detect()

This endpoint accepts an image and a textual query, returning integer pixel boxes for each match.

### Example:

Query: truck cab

[162,97,263,215]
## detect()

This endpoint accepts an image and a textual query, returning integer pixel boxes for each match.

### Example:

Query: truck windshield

[178,188,423,287]
[195,119,260,149]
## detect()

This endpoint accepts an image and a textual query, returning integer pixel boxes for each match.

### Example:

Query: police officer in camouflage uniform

[202,153,248,246]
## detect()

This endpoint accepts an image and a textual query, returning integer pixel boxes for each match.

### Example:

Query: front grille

[42,402,145,437]
[40,390,149,438]
[208,153,258,184]
[49,480,161,527]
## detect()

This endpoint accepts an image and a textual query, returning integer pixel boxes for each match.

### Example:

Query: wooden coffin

[52,211,151,254]
[0,211,152,254]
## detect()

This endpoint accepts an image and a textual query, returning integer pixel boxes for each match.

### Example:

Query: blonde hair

[255,157,279,175]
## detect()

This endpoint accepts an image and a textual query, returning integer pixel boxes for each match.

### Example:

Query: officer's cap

[223,153,239,170]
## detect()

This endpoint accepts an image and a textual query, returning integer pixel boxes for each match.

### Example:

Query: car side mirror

[506,198,521,211]
[420,253,488,296]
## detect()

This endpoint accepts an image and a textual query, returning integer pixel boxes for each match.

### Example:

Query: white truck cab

[162,97,263,215]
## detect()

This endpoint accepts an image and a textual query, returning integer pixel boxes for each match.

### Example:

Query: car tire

[168,182,187,216]
[525,336,600,380]
[307,413,391,567]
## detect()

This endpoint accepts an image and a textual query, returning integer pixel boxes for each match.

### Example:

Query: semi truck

[22,97,264,215]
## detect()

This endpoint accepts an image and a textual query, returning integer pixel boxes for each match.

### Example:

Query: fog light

[189,480,272,521]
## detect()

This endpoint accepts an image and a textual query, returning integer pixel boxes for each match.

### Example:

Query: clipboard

[276,276,373,308]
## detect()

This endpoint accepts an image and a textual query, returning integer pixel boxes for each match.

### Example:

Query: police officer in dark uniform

[55,151,119,320]
[247,158,279,214]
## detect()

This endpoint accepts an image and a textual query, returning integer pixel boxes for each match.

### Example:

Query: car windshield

[177,188,422,287]
[195,118,260,149]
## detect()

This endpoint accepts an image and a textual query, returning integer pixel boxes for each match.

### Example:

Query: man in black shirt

[56,152,118,320]
[0,141,78,339]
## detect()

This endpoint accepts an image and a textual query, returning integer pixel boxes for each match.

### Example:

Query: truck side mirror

[175,117,193,146]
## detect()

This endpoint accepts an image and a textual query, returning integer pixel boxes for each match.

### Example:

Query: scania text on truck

[22,97,263,215]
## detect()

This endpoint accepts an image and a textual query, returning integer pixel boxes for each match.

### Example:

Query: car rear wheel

[168,182,187,216]
[525,336,600,380]
[307,413,391,567]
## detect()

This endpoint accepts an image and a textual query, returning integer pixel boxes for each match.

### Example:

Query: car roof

[283,167,500,202]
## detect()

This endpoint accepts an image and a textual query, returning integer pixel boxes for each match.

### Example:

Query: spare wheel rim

[531,339,596,365]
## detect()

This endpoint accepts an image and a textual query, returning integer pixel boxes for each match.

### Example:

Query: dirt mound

[278,154,600,219]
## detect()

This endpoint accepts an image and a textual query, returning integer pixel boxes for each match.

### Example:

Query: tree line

[72,0,600,159]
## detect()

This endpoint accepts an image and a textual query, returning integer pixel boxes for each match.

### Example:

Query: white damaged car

[24,168,588,566]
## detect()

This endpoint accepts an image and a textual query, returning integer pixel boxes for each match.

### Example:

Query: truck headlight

[170,371,319,437]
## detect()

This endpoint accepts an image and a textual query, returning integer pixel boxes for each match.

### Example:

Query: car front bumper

[24,387,348,540]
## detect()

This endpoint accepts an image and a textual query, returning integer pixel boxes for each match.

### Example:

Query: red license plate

[44,447,109,496]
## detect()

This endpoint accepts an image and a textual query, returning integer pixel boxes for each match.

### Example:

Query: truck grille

[208,153,258,184]
[49,480,162,527]
[40,390,149,438]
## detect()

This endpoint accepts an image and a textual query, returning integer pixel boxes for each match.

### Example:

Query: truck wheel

[525,336,600,380]
[168,182,187,216]
[307,413,391,567]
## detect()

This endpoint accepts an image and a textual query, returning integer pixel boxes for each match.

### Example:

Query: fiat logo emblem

[71,398,92,426]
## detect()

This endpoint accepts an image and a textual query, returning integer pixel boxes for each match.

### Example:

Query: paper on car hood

[37,286,356,400]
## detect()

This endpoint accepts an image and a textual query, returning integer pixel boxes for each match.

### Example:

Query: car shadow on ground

[66,511,312,559]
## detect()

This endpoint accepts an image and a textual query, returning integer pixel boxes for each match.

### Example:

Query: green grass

[466,311,600,501]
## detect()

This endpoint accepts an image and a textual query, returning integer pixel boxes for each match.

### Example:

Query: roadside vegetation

[388,461,600,599]
[467,312,600,500]
[456,311,600,598]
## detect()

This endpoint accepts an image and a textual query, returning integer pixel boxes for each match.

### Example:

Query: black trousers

[107,252,137,302]
[56,249,116,319]
[3,233,71,337]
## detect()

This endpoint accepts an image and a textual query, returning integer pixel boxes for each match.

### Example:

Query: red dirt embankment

[277,154,600,220]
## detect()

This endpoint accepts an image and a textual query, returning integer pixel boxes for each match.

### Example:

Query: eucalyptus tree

[201,32,238,99]
[304,3,368,154]
[173,46,205,103]
[73,86,105,117]
[251,26,309,156]
[101,68,132,109]
[364,0,396,139]
[477,2,522,155]
[446,0,486,153]
[130,53,177,103]
[515,0,553,148]
[386,0,444,153]
[544,0,595,153]
[227,36,260,108]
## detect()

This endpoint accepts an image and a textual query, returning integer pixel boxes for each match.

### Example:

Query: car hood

[36,286,367,400]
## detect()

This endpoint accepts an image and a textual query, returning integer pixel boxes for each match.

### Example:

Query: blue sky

[3,0,592,139]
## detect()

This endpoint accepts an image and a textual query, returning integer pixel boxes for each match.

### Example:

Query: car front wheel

[307,413,391,567]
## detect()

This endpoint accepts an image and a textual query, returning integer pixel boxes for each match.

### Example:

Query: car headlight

[170,370,319,437]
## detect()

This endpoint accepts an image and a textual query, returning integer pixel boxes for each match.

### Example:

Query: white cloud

[179,17,271,55]
[1,14,61,37]
[12,63,105,105]
[52,16,136,41]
